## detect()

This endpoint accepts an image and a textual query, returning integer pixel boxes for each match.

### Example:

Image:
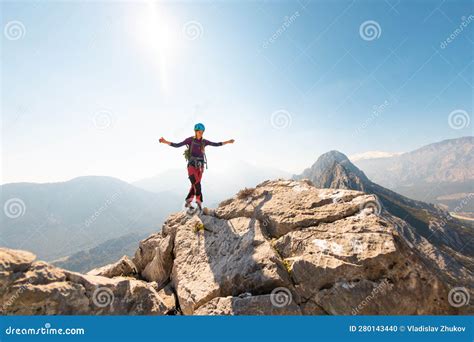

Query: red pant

[186,165,204,203]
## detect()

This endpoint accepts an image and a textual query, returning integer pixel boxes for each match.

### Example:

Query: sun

[135,1,178,94]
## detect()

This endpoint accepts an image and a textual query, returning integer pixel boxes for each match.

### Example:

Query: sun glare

[135,1,177,94]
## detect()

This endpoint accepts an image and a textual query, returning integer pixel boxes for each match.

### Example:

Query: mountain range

[52,231,150,273]
[0,176,180,261]
[352,137,473,217]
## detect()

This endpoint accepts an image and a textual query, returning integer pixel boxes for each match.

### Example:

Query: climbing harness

[184,138,208,169]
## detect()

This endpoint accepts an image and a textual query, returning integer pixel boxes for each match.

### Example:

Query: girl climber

[159,123,235,211]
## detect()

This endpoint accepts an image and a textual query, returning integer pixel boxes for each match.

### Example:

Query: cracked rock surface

[1,180,469,315]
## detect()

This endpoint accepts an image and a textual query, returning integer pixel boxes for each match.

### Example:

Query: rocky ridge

[2,179,470,315]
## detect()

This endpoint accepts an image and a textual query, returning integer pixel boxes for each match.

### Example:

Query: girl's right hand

[159,137,167,144]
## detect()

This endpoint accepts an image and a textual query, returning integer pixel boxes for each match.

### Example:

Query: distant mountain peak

[295,150,370,191]
[318,150,351,162]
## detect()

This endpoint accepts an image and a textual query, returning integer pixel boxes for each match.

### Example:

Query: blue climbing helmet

[194,123,205,131]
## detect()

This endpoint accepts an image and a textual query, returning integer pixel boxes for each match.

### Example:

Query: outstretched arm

[204,139,235,146]
[159,137,190,147]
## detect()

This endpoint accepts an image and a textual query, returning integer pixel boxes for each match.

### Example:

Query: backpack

[183,138,207,168]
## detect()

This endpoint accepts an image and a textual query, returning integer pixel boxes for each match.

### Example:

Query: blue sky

[1,0,473,184]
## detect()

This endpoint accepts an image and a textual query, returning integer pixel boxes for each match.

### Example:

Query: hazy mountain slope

[354,136,473,185]
[52,231,150,273]
[353,137,474,214]
[1,176,181,261]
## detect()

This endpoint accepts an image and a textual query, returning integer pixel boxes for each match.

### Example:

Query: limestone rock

[3,178,472,315]
[87,256,137,278]
[0,248,172,315]
[142,235,174,286]
[194,294,302,315]
[170,215,292,314]
[157,283,177,312]
[132,233,163,272]
[215,180,370,238]
[0,248,36,274]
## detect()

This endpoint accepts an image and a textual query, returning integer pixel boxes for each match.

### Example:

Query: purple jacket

[171,137,223,158]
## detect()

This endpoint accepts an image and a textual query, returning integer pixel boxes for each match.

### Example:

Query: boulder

[0,248,36,274]
[0,248,172,315]
[157,283,177,312]
[142,235,174,286]
[215,180,371,238]
[170,215,292,314]
[87,256,137,278]
[132,233,163,271]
